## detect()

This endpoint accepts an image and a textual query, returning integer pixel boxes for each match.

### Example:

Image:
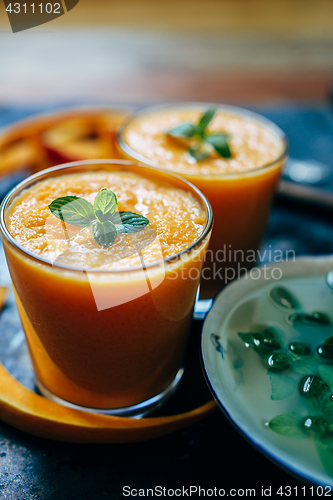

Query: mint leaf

[269,286,301,310]
[197,108,217,134]
[288,312,331,326]
[238,331,280,358]
[49,189,151,249]
[269,372,296,401]
[188,144,210,162]
[267,353,291,372]
[113,211,149,234]
[299,375,329,399]
[167,122,197,139]
[94,188,117,222]
[292,357,318,375]
[308,387,333,419]
[269,412,308,439]
[318,365,333,391]
[48,196,79,214]
[49,197,95,227]
[164,108,234,162]
[91,220,117,248]
[321,336,333,358]
[205,133,231,158]
[314,433,333,477]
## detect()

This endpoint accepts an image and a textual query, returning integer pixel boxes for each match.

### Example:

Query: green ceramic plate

[202,256,333,487]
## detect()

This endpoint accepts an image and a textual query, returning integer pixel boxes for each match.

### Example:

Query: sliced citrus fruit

[0,361,216,443]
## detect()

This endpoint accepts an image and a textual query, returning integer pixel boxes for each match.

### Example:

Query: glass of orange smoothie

[118,103,288,298]
[0,160,212,417]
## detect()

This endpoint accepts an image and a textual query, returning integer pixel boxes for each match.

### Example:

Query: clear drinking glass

[0,160,212,417]
[118,103,288,299]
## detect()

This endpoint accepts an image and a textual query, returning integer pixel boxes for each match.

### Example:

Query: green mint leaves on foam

[197,108,217,133]
[91,219,118,248]
[48,188,149,248]
[166,108,232,162]
[93,188,117,222]
[111,211,152,234]
[47,196,95,227]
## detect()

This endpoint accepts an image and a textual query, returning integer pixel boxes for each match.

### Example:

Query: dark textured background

[0,104,332,499]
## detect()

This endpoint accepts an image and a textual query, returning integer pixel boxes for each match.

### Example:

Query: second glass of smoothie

[0,160,212,417]
[118,103,288,298]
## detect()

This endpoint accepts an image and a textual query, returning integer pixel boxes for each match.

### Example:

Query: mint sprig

[48,188,150,248]
[48,196,95,227]
[166,122,197,139]
[91,220,118,247]
[94,188,117,222]
[111,211,151,234]
[166,108,232,161]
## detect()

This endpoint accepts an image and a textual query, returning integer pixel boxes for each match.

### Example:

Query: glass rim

[118,101,289,178]
[0,159,213,275]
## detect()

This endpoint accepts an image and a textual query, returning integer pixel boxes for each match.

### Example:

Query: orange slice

[0,361,217,443]
[0,107,131,177]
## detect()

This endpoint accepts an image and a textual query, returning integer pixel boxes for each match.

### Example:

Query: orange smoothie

[119,104,288,297]
[1,161,212,414]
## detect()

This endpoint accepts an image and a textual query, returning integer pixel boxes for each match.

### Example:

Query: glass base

[193,285,213,320]
[35,368,184,418]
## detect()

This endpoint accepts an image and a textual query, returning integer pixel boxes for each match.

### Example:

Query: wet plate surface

[202,257,333,487]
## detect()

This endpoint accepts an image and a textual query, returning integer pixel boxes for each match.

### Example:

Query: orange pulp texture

[4,169,210,409]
